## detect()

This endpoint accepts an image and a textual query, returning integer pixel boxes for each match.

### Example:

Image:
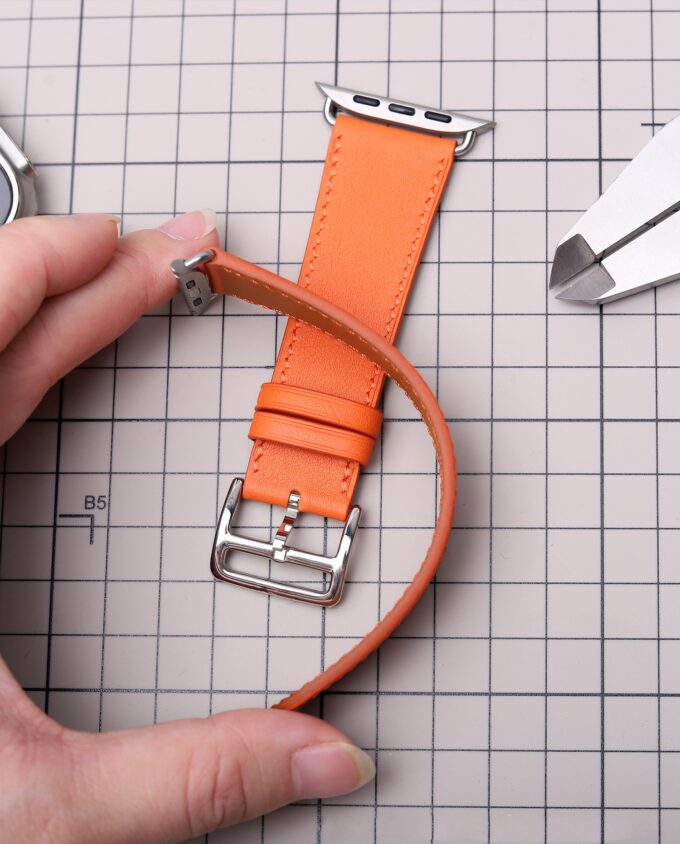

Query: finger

[0,210,218,444]
[66,708,374,844]
[0,213,120,354]
[0,654,51,733]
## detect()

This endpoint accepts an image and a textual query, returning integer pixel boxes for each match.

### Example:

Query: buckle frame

[211,478,361,606]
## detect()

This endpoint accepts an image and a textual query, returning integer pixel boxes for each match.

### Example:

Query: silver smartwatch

[0,126,37,224]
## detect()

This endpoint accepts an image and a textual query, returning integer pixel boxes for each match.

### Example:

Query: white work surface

[1,1,680,842]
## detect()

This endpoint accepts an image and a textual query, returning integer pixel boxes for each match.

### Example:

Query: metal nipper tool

[550,114,680,305]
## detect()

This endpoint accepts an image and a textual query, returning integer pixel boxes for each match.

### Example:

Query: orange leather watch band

[243,113,456,521]
[204,250,456,711]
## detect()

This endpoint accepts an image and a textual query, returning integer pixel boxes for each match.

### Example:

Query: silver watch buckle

[211,479,361,607]
[317,82,495,157]
[171,249,217,315]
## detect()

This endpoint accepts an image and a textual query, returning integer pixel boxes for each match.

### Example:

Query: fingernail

[157,209,217,240]
[292,742,375,799]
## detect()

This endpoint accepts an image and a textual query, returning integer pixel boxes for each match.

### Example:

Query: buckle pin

[211,479,361,606]
[272,490,300,562]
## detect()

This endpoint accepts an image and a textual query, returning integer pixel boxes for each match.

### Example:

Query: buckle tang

[211,478,361,606]
[317,82,494,157]
[171,248,217,315]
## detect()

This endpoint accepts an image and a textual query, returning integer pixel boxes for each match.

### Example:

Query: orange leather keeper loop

[249,411,375,466]
[242,113,456,521]
[255,383,383,439]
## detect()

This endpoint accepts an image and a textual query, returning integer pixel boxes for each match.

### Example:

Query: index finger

[0,213,120,353]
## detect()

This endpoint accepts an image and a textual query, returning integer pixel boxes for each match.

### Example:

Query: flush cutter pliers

[550,114,680,305]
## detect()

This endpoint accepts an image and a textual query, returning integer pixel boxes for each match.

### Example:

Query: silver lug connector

[171,248,217,316]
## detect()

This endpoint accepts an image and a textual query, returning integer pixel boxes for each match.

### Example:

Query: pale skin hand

[0,212,375,844]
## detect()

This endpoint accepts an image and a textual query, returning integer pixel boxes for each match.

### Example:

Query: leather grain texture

[206,249,456,711]
[243,113,456,520]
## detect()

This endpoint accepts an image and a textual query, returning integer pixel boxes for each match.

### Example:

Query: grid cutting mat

[1,1,680,842]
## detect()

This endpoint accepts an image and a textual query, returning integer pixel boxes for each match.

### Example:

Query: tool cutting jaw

[550,234,615,304]
[549,114,680,305]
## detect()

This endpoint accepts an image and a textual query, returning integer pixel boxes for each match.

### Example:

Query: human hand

[1,210,216,442]
[0,212,375,843]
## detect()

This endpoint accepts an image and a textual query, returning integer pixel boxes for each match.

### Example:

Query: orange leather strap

[243,113,456,521]
[204,250,456,711]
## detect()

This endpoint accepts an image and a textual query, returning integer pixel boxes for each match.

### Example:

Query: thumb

[66,708,375,843]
